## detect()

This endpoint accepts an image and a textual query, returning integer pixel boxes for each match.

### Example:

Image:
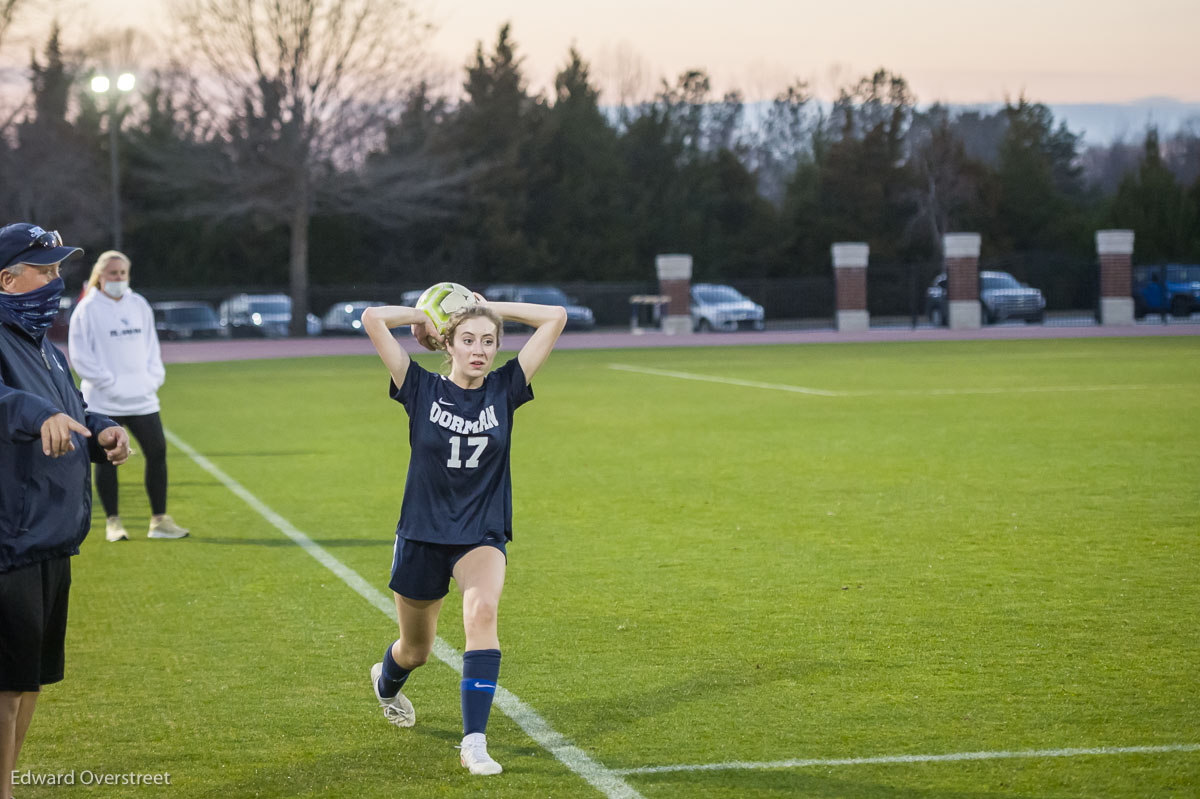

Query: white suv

[690,283,765,332]
[218,293,321,337]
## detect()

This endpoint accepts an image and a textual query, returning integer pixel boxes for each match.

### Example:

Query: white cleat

[105,517,129,542]
[459,732,502,775]
[370,662,415,728]
[148,514,190,539]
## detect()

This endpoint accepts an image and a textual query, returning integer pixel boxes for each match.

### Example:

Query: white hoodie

[68,287,164,416]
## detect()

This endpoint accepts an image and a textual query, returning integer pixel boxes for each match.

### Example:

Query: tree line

[1,4,1198,331]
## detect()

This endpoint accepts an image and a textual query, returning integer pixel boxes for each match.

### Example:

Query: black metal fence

[980,251,1099,313]
[138,277,840,328]
[865,259,942,324]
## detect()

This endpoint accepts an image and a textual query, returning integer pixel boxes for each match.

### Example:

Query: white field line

[607,363,845,396]
[613,743,1200,776]
[868,384,1163,397]
[163,428,645,799]
[608,363,1167,397]
[164,427,1198,790]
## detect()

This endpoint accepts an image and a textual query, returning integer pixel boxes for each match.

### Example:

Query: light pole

[90,72,136,251]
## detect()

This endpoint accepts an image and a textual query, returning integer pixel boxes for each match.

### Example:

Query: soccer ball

[415,282,475,335]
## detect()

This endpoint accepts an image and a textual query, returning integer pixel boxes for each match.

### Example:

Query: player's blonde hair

[445,305,502,345]
[87,250,131,289]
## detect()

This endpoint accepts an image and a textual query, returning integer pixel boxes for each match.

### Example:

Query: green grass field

[18,336,1200,798]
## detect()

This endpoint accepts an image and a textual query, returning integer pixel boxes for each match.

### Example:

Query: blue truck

[1133,264,1200,318]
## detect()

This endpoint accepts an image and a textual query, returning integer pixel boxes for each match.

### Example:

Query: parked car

[690,283,765,332]
[484,284,595,331]
[925,271,1046,326]
[152,301,228,341]
[396,290,427,334]
[321,300,385,335]
[218,293,321,337]
[1133,264,1200,318]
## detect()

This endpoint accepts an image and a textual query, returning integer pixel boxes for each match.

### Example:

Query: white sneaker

[148,515,189,539]
[459,732,502,775]
[105,517,129,542]
[370,662,415,728]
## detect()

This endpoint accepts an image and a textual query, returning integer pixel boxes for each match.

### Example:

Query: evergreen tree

[688,147,781,278]
[526,48,635,280]
[780,154,825,273]
[989,98,1090,254]
[1107,128,1200,262]
[0,24,107,245]
[446,23,546,282]
[619,97,686,273]
[361,83,459,283]
[1191,177,1200,258]
[748,81,819,208]
[119,69,287,286]
[615,69,783,279]
[783,69,915,265]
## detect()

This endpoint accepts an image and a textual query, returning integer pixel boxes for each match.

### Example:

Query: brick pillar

[655,254,693,335]
[944,233,982,329]
[832,242,869,332]
[1097,230,1135,325]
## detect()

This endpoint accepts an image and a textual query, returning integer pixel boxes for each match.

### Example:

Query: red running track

[160,323,1200,364]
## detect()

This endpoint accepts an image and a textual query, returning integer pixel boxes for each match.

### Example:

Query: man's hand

[97,425,131,465]
[40,413,91,457]
[410,318,444,351]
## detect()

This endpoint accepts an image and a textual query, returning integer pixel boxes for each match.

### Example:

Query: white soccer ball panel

[415,282,475,334]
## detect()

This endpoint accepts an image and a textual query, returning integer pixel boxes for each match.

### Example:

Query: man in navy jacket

[0,223,130,799]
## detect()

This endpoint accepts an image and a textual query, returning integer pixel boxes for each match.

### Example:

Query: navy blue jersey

[390,357,533,544]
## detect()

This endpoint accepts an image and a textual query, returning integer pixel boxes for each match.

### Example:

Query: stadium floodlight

[90,72,137,250]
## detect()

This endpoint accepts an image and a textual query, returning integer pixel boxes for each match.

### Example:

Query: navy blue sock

[461,649,501,735]
[378,641,412,699]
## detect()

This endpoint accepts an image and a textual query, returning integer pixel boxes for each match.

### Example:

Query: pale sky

[40,0,1200,104]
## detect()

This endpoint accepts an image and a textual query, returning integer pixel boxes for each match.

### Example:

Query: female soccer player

[361,292,566,776]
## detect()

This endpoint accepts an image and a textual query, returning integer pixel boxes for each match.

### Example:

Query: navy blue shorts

[0,556,71,692]
[389,532,508,600]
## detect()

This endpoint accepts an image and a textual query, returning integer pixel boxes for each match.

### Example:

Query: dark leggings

[95,412,168,517]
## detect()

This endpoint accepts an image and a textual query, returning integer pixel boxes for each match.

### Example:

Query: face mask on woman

[102,280,129,299]
[0,276,65,338]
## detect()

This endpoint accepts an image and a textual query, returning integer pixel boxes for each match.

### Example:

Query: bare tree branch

[157,0,448,332]
[0,0,25,53]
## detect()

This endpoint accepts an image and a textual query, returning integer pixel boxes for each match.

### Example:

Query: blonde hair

[87,250,131,289]
[441,306,503,368]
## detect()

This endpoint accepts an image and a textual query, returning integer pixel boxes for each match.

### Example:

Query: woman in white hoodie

[68,251,189,542]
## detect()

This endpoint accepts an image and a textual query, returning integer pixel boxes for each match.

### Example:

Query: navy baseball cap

[0,223,83,268]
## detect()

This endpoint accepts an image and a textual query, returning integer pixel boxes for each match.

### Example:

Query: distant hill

[605,96,1200,151]
[951,98,1200,145]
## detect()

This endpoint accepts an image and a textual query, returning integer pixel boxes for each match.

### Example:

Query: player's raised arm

[360,305,436,388]
[482,299,567,383]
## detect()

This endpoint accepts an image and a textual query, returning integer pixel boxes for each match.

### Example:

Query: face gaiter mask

[0,276,65,339]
